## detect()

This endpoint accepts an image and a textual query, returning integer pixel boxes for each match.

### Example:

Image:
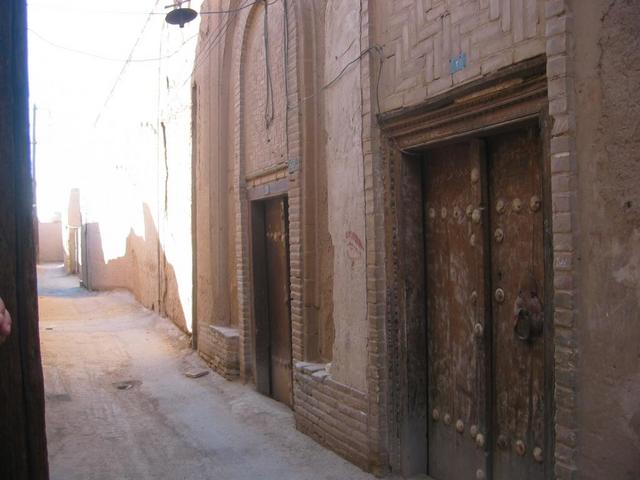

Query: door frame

[378,56,554,478]
[248,180,293,405]
[0,0,49,477]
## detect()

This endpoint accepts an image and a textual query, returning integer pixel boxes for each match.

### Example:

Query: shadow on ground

[37,263,95,298]
[38,264,374,480]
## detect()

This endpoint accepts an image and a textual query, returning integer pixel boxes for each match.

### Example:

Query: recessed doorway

[422,126,549,480]
[251,196,293,408]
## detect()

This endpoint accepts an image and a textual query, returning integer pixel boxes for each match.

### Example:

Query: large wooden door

[424,127,546,480]
[424,141,488,479]
[264,197,293,407]
[488,128,545,479]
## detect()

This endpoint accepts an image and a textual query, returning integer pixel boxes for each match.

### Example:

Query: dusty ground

[39,264,374,480]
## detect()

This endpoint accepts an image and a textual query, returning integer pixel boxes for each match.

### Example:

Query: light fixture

[165,1,198,28]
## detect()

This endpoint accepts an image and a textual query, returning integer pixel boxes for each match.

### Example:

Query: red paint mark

[345,231,364,261]
[345,231,364,251]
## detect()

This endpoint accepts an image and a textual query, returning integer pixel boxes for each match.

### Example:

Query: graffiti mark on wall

[345,230,364,264]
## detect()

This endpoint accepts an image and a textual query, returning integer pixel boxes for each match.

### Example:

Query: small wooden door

[252,197,293,408]
[424,127,546,479]
[265,198,293,406]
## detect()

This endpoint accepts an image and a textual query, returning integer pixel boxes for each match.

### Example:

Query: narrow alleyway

[38,264,374,480]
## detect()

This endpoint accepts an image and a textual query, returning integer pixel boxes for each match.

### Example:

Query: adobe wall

[192,1,242,366]
[192,15,214,345]
[79,19,195,334]
[192,0,373,467]
[572,1,640,478]
[323,0,368,393]
[192,0,244,365]
[193,0,640,477]
[372,1,640,478]
[38,218,64,263]
[62,189,81,274]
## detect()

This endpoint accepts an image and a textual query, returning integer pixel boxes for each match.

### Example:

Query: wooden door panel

[264,198,292,407]
[423,129,547,479]
[424,142,487,479]
[488,128,545,479]
[251,203,270,396]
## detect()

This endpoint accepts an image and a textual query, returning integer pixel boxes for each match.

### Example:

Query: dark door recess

[252,197,293,408]
[424,127,545,480]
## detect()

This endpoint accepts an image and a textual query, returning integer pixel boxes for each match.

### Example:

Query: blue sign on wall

[449,52,467,75]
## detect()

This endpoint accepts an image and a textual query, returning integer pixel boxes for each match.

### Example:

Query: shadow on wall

[82,203,188,333]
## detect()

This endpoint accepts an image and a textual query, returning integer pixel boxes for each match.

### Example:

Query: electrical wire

[199,1,264,14]
[28,28,197,63]
[161,0,266,15]
[193,3,240,67]
[323,46,382,91]
[177,0,255,89]
[27,2,158,15]
[94,0,162,126]
[179,11,235,87]
[183,0,280,90]
[27,1,261,16]
[292,45,384,113]
[282,0,289,154]
[263,0,275,127]
[190,0,264,75]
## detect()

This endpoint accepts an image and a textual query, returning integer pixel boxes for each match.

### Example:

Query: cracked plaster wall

[323,0,368,392]
[80,20,195,335]
[573,0,640,478]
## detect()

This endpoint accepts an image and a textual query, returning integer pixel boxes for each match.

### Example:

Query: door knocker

[513,273,543,342]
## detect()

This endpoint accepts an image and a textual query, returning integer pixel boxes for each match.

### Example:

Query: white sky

[27,0,201,221]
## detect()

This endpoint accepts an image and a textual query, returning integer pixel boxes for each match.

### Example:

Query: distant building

[38,211,64,263]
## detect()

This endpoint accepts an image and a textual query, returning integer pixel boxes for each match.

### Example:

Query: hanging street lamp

[165,1,198,28]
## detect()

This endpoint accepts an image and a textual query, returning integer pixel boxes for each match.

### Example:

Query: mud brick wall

[198,325,239,380]
[293,363,369,470]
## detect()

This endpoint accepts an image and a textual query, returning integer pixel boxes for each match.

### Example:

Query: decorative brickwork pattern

[376,0,545,111]
[242,2,288,177]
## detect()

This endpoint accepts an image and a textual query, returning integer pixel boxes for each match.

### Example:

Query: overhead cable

[177,0,253,88]
[27,1,262,16]
[28,28,197,63]
[94,0,162,126]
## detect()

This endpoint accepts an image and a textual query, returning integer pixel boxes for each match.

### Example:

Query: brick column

[545,1,579,478]
[360,0,390,474]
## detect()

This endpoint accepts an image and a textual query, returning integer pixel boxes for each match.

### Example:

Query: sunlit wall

[29,0,200,332]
